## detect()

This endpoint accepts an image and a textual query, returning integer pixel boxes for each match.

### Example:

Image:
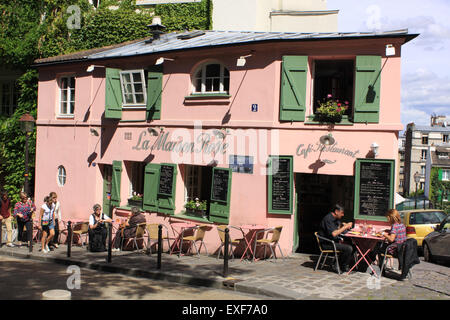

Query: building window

[192,63,229,94]
[399,179,404,187]
[421,165,426,175]
[313,60,354,116]
[443,169,450,181]
[184,165,212,212]
[129,162,145,197]
[120,70,147,106]
[59,76,75,116]
[0,80,19,116]
[443,134,449,143]
[57,166,66,186]
[421,150,427,160]
[422,135,428,145]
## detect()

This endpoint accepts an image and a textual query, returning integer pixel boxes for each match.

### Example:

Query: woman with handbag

[49,192,61,248]
[38,196,55,253]
[13,192,36,246]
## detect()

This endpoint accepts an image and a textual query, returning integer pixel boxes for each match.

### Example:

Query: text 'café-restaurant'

[34,27,417,254]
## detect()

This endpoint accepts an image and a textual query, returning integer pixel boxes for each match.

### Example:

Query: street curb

[0,250,291,299]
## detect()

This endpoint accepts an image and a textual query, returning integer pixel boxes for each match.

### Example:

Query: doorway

[295,173,354,254]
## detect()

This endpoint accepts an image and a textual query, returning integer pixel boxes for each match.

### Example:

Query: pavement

[0,242,449,300]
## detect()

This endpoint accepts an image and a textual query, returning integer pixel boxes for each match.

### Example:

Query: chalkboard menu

[270,157,292,213]
[211,169,229,202]
[357,161,392,217]
[158,165,174,196]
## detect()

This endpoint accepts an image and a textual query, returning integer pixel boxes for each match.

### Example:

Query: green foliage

[430,167,450,213]
[155,0,212,32]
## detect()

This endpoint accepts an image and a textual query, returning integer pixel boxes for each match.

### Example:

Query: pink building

[34,29,417,255]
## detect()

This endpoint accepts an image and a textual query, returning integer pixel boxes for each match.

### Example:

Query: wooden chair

[145,223,174,255]
[314,232,341,274]
[253,226,284,261]
[179,225,209,257]
[121,222,147,251]
[216,225,244,260]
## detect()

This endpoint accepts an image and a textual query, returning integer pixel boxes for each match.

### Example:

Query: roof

[33,29,418,66]
[431,145,450,167]
[408,123,450,133]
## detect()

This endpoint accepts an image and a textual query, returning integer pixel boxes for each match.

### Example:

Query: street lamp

[414,171,420,209]
[19,113,35,197]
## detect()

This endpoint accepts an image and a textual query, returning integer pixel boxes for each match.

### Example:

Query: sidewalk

[0,243,448,300]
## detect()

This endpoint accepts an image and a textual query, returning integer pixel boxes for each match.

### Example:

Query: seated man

[88,204,112,252]
[112,206,146,251]
[318,204,353,273]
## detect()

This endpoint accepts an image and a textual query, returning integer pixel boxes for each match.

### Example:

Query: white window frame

[119,69,147,108]
[58,76,75,117]
[184,165,202,202]
[443,134,449,143]
[57,166,67,186]
[0,80,19,116]
[421,149,427,160]
[442,169,450,181]
[192,62,229,94]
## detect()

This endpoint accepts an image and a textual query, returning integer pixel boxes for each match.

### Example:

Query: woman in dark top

[112,206,146,251]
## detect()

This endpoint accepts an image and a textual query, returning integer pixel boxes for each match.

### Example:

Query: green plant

[128,193,143,201]
[185,198,207,211]
[315,94,349,122]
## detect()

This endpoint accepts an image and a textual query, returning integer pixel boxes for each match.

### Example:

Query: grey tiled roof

[33,29,418,66]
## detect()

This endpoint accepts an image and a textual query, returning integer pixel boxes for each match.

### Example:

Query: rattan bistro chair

[179,225,209,257]
[145,223,174,255]
[314,232,341,274]
[253,226,285,261]
[121,223,147,251]
[72,222,89,248]
[216,225,244,260]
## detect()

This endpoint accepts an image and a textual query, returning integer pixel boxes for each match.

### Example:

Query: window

[129,162,145,197]
[422,135,428,145]
[443,169,450,181]
[59,76,75,116]
[421,150,427,160]
[443,134,449,143]
[192,63,229,94]
[0,80,19,116]
[184,165,212,213]
[57,166,66,186]
[421,165,426,175]
[313,60,354,116]
[120,70,147,106]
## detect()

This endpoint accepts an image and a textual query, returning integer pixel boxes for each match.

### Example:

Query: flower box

[128,199,143,207]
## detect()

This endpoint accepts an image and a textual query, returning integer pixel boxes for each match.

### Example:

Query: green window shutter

[353,56,381,123]
[146,65,163,121]
[209,167,232,224]
[267,156,293,214]
[438,168,443,181]
[157,163,177,215]
[105,68,123,119]
[111,160,122,207]
[143,163,160,212]
[280,56,308,122]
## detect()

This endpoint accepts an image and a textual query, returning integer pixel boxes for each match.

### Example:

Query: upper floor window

[0,80,19,116]
[421,149,427,160]
[443,169,450,181]
[120,70,147,106]
[422,135,429,145]
[192,63,229,94]
[59,76,75,116]
[443,134,449,143]
[313,59,354,117]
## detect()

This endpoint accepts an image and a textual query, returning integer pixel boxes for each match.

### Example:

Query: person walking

[1,191,14,247]
[49,192,61,249]
[38,196,55,253]
[13,192,36,246]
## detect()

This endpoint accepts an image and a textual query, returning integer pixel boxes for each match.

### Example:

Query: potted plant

[184,198,208,218]
[314,94,349,123]
[128,193,143,207]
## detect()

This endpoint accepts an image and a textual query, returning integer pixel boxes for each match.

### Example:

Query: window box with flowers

[128,193,143,207]
[184,198,208,218]
[313,94,350,123]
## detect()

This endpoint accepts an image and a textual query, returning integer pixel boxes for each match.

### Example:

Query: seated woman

[88,204,112,252]
[112,207,146,251]
[372,208,407,267]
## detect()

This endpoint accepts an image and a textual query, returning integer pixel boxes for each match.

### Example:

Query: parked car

[423,215,450,263]
[399,209,447,247]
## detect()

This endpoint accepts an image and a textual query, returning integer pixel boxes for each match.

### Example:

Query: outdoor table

[169,221,197,255]
[239,224,267,261]
[342,231,385,276]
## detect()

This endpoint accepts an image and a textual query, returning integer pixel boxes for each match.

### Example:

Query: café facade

[33,29,417,254]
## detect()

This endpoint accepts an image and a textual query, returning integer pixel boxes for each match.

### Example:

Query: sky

[327,0,450,129]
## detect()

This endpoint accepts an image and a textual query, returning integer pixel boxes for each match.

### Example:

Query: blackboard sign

[158,165,174,196]
[270,157,292,212]
[358,161,392,216]
[211,169,229,202]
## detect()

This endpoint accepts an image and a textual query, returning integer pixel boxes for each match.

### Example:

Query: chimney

[147,16,166,42]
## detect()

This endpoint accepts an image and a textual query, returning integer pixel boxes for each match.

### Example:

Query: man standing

[318,204,353,273]
[0,191,14,247]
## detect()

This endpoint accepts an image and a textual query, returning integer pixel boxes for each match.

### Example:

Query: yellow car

[399,209,447,247]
